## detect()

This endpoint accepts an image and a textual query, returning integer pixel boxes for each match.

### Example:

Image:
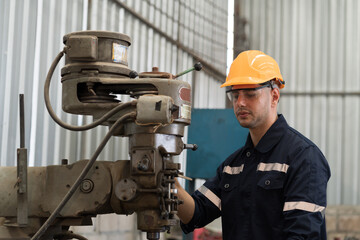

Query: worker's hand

[174,177,182,189]
[174,178,195,224]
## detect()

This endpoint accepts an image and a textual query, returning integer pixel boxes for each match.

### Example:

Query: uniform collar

[243,114,288,153]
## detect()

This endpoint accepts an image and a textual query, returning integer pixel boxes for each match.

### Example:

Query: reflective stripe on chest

[257,162,289,173]
[223,163,289,174]
[223,164,244,174]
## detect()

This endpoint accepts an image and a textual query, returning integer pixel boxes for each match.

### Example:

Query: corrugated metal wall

[1,1,228,238]
[0,0,90,167]
[0,0,228,171]
[236,0,360,205]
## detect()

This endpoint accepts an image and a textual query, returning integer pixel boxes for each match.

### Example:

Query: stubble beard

[236,108,268,130]
[238,116,257,129]
[236,110,257,129]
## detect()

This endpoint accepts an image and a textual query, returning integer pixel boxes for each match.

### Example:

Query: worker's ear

[271,88,280,106]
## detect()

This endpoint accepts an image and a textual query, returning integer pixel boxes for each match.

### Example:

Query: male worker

[175,50,331,239]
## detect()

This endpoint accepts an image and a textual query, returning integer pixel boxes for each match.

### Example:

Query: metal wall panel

[0,1,228,239]
[237,0,360,205]
[1,0,88,167]
[0,0,227,172]
[0,0,227,238]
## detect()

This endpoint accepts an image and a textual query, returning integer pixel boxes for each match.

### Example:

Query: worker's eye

[232,92,239,100]
[227,89,260,102]
[243,90,257,98]
[227,91,238,101]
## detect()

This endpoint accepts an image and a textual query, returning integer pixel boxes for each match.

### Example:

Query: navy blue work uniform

[181,114,331,239]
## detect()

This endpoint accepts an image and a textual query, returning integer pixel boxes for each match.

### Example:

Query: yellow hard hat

[221,50,285,89]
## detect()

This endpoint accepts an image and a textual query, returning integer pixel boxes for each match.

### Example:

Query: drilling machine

[0,31,200,240]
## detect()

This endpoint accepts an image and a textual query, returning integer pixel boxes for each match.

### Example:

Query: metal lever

[17,94,28,226]
[174,62,202,78]
[183,144,198,151]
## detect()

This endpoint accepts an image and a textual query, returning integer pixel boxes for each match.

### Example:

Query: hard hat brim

[220,76,284,89]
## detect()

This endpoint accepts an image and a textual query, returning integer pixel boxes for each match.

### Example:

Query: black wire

[44,49,137,131]
[31,111,136,240]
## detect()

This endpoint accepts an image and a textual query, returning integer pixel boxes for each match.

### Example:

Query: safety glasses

[226,82,273,102]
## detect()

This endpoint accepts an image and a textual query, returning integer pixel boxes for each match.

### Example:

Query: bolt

[194,62,202,71]
[61,159,68,165]
[129,70,138,78]
[80,179,94,193]
[137,156,150,171]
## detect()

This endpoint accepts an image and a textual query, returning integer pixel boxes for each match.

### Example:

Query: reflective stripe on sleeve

[223,164,244,175]
[257,162,289,173]
[197,185,222,211]
[283,201,325,215]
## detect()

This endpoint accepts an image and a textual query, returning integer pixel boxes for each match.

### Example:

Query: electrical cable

[44,49,137,131]
[30,111,136,240]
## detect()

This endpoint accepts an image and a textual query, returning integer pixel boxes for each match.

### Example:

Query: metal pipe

[19,94,25,148]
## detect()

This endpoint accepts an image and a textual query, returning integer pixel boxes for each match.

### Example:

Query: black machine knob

[129,70,138,78]
[194,62,202,71]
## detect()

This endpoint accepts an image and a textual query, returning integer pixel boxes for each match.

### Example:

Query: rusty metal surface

[139,67,175,79]
[0,150,183,236]
[115,178,137,201]
[61,76,191,127]
[0,225,31,240]
[63,30,131,45]
[0,161,115,218]
[42,160,113,217]
[17,148,28,226]
[0,167,45,217]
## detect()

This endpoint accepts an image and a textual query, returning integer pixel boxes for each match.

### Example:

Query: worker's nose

[234,93,246,107]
